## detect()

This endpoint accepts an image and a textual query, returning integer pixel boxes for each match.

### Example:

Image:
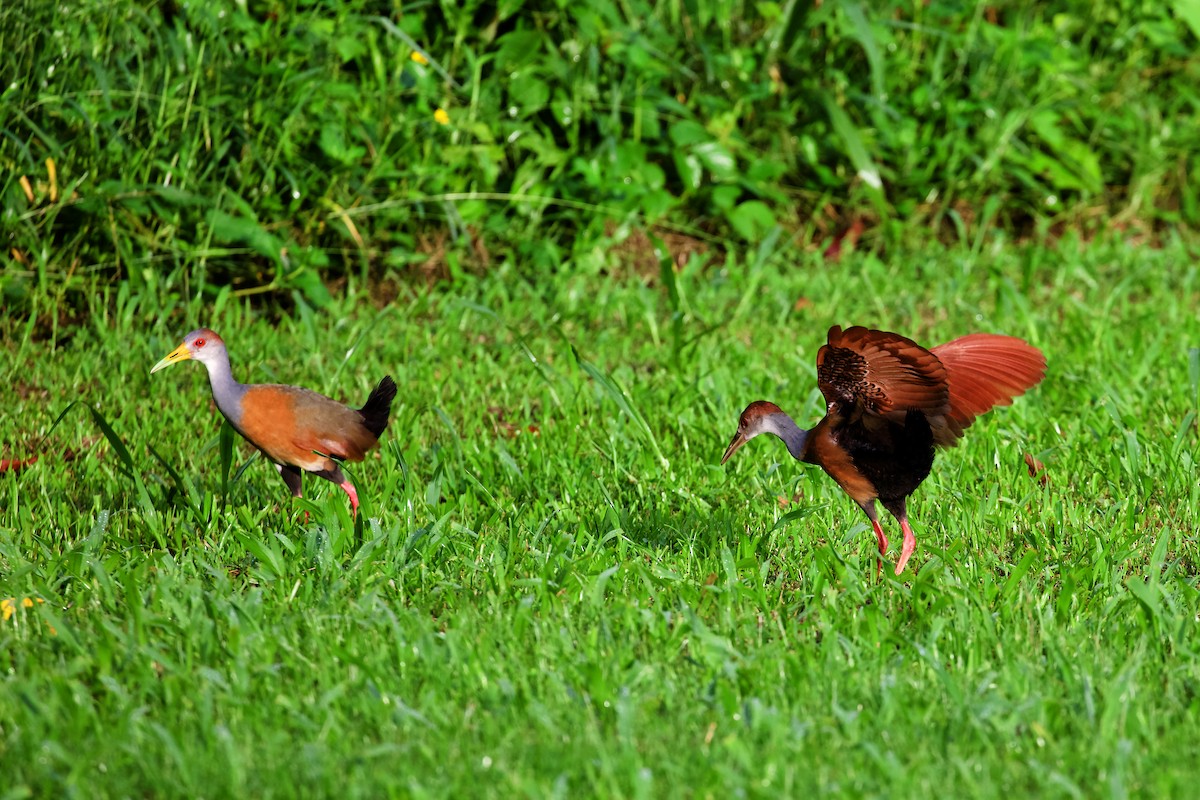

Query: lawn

[3,241,1199,797]
[4,0,1200,795]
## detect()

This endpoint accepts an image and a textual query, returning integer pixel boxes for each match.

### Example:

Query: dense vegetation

[3,0,1199,314]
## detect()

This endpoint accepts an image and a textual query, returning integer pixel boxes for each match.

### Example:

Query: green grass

[4,0,1199,316]
[3,240,1199,797]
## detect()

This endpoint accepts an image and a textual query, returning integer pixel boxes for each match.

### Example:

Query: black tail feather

[359,375,397,438]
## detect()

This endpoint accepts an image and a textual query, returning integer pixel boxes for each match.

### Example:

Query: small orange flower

[434,108,450,125]
[411,51,429,65]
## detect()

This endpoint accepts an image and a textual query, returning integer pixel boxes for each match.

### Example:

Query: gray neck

[200,350,247,425]
[763,413,810,462]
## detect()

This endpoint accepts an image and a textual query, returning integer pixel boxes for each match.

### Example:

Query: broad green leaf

[1170,0,1200,41]
[727,200,776,240]
[207,210,282,261]
[669,120,710,146]
[822,92,886,210]
[693,142,737,182]
[674,151,703,191]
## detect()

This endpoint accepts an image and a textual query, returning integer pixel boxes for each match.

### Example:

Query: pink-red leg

[339,480,360,517]
[871,517,889,557]
[858,501,889,577]
[871,517,889,576]
[894,517,917,575]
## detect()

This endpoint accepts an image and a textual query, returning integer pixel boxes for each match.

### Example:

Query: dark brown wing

[816,325,950,423]
[929,333,1046,446]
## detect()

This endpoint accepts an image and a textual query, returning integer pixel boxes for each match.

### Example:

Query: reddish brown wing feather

[929,333,1046,446]
[288,388,380,464]
[239,385,378,471]
[817,325,950,420]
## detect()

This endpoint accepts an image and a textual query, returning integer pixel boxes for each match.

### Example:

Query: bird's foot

[339,480,360,518]
[894,519,917,575]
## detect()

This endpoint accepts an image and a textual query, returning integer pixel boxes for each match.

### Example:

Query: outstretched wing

[929,333,1046,446]
[816,325,950,423]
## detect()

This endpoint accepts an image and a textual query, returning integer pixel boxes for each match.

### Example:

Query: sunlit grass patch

[2,240,1199,795]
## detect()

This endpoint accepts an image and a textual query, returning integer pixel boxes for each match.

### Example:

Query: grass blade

[573,346,668,470]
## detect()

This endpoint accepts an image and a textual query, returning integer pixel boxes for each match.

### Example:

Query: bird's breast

[838,411,935,503]
[808,424,878,504]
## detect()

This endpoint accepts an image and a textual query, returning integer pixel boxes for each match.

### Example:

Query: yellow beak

[151,342,192,374]
[721,430,747,465]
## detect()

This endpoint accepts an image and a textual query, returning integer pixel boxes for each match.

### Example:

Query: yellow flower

[434,108,450,125]
[2,596,44,621]
[411,51,429,65]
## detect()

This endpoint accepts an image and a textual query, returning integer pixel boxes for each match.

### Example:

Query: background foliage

[3,0,1199,314]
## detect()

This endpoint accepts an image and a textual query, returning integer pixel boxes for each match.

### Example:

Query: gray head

[150,328,229,374]
[721,400,791,464]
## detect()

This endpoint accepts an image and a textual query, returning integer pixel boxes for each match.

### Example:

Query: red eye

[194,338,206,348]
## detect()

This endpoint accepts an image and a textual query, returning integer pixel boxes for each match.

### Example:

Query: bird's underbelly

[829,411,935,503]
[847,446,933,502]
